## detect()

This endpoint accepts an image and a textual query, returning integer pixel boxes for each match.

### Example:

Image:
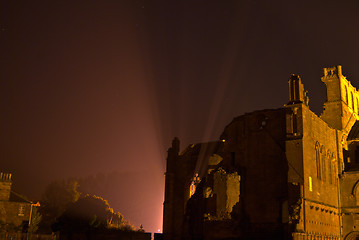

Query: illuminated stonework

[162,66,359,240]
[189,174,200,197]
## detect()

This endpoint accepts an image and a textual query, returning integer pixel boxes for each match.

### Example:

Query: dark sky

[1,0,359,233]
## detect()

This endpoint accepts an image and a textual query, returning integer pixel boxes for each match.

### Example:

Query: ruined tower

[321,65,359,131]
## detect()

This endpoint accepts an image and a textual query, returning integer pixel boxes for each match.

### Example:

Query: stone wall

[213,168,240,219]
[220,108,288,236]
[340,171,359,238]
[163,139,220,240]
[0,201,31,227]
[162,66,359,240]
[299,104,341,238]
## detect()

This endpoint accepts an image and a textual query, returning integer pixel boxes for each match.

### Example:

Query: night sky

[1,0,359,233]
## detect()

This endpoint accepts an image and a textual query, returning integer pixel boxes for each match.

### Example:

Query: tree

[38,179,80,232]
[42,179,80,214]
[39,179,137,233]
[29,207,42,233]
[53,194,135,233]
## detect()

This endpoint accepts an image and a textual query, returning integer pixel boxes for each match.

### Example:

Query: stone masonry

[162,66,359,240]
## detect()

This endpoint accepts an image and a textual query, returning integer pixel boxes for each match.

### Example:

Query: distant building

[0,172,34,231]
[163,66,359,240]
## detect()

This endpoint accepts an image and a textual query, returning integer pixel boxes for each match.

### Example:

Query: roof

[9,191,33,204]
[348,121,359,141]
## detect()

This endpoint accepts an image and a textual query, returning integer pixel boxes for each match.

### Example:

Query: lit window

[190,182,196,197]
[189,174,200,197]
[309,177,313,192]
[18,205,25,216]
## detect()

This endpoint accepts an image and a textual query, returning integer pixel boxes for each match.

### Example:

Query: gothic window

[327,150,332,184]
[315,142,321,179]
[287,109,298,135]
[332,161,336,184]
[292,113,298,134]
[190,182,196,197]
[331,153,336,184]
[354,181,359,206]
[345,86,348,104]
[231,152,235,166]
[321,146,326,182]
[351,92,355,109]
[355,146,359,164]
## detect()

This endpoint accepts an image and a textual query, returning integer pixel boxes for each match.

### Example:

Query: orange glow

[189,173,200,197]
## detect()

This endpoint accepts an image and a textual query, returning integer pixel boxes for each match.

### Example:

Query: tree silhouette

[38,179,80,232]
[53,194,135,233]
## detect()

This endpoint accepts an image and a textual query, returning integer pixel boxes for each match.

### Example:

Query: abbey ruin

[162,66,359,240]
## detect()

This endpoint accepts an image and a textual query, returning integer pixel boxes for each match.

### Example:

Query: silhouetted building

[0,172,35,231]
[163,66,359,240]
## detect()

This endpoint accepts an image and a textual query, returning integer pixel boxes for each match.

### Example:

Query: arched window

[351,92,354,109]
[344,231,359,240]
[353,181,359,206]
[345,85,348,103]
[327,150,332,184]
[321,146,326,182]
[315,142,321,179]
[332,153,336,184]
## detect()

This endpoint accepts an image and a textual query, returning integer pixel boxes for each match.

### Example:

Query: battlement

[0,172,12,181]
[320,65,359,130]
[322,65,343,79]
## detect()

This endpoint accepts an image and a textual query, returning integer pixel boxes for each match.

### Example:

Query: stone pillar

[288,74,308,106]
